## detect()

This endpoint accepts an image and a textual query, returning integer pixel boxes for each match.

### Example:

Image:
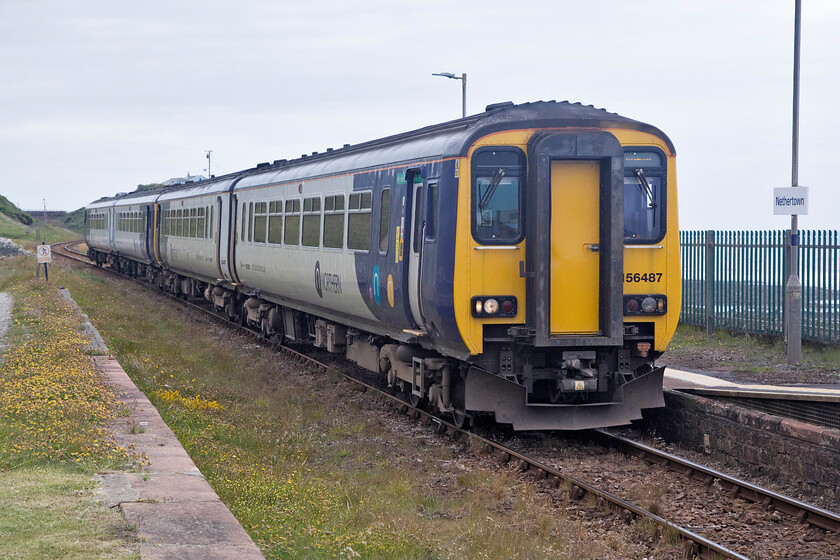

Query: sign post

[36,243,51,282]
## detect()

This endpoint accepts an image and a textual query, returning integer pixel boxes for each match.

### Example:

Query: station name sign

[773,186,809,216]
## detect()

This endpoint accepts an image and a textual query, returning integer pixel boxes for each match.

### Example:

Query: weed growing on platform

[0,258,139,559]
[0,275,136,470]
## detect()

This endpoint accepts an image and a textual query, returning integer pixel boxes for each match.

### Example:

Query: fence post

[705,230,715,335]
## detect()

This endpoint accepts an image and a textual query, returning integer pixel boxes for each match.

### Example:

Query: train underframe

[90,250,665,431]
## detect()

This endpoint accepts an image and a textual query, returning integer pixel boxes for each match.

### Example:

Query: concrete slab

[121,501,254,547]
[139,544,267,560]
[126,472,219,503]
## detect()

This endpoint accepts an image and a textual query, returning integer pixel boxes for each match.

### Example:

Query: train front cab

[455,128,679,430]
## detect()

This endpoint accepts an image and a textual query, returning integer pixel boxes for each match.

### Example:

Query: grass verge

[0,260,139,559]
[663,325,840,383]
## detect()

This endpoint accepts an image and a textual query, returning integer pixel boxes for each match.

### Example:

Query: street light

[432,72,467,118]
[786,0,803,364]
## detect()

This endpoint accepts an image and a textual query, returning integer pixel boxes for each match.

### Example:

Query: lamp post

[432,72,467,118]
[786,0,803,364]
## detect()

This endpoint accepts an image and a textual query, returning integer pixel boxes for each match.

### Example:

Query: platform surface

[664,367,840,402]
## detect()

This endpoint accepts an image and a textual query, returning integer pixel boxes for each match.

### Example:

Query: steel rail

[51,241,754,559]
[593,429,840,533]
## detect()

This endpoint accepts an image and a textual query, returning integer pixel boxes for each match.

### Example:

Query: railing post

[705,230,715,336]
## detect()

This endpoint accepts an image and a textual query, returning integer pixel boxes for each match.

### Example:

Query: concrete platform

[95,356,265,559]
[664,366,840,402]
[58,288,265,560]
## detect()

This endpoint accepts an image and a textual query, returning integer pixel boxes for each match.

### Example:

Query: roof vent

[343,144,350,148]
[326,148,333,152]
[256,162,270,168]
[273,159,287,165]
[485,101,515,112]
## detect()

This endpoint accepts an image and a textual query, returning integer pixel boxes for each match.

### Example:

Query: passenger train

[85,100,681,430]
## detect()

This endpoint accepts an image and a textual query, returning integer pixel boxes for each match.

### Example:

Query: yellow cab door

[550,161,601,334]
[525,132,624,348]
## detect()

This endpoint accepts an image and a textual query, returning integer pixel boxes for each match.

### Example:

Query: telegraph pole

[786,0,803,364]
[206,150,213,178]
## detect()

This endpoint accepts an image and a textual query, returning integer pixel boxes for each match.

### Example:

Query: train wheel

[404,383,425,408]
[452,410,472,429]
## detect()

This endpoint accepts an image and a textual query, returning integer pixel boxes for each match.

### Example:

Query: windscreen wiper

[479,169,506,209]
[634,168,656,209]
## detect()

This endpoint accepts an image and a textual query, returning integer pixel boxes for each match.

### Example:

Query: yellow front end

[453,127,680,357]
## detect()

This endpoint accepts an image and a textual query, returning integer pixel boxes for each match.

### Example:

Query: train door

[525,132,624,347]
[227,194,242,284]
[108,207,116,253]
[406,171,424,328]
[550,161,600,334]
[144,204,155,263]
[216,195,233,281]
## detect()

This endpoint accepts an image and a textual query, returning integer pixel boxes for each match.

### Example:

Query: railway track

[54,240,840,559]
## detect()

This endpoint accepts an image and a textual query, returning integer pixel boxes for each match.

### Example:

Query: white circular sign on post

[37,245,52,263]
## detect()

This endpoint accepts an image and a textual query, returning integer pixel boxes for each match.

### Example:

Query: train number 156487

[625,272,662,283]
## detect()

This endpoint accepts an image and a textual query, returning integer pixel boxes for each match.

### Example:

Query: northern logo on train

[314,261,323,298]
[314,261,342,297]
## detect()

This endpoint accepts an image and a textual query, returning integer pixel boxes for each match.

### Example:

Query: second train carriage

[85,100,681,431]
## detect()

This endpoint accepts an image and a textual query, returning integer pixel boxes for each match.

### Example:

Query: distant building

[160,174,206,187]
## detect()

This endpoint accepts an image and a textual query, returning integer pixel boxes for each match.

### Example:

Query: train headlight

[471,296,517,318]
[484,298,500,315]
[623,295,667,316]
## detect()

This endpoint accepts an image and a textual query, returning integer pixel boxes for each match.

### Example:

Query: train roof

[86,100,674,206]
[155,176,240,201]
[235,100,674,189]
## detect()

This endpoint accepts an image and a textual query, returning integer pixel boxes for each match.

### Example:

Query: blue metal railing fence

[680,230,839,345]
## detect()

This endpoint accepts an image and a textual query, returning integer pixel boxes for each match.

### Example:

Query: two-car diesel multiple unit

[85,101,680,431]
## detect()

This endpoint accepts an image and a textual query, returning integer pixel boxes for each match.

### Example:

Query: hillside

[62,208,85,233]
[0,195,33,225]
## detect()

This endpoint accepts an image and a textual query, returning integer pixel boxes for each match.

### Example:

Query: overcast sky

[1,0,837,231]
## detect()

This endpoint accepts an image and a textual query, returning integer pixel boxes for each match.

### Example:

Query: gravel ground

[659,336,840,385]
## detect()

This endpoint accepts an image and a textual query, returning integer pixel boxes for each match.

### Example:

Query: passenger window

[284,199,301,245]
[190,208,197,238]
[302,197,321,247]
[348,191,372,251]
[323,194,345,249]
[471,148,525,244]
[268,201,283,244]
[425,183,438,241]
[379,188,391,254]
[253,202,267,243]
